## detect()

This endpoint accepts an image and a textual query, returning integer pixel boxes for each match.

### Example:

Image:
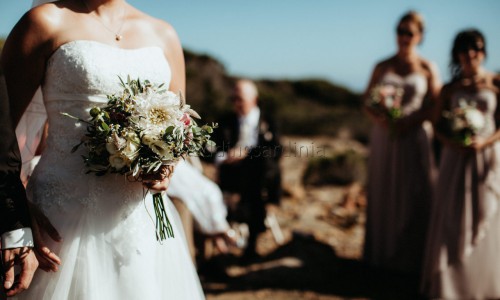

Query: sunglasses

[397,28,416,38]
[458,44,485,53]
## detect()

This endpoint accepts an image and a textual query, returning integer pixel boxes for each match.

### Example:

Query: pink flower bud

[180,113,191,127]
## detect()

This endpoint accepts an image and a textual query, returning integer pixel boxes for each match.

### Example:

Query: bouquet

[442,99,485,146]
[63,76,216,241]
[366,83,404,121]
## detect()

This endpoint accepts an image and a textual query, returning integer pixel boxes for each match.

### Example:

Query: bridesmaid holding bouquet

[422,29,500,299]
[363,11,441,276]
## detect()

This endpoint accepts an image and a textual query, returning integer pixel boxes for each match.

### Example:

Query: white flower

[141,134,157,147]
[123,130,141,145]
[106,141,119,154]
[149,140,172,158]
[121,140,139,162]
[109,153,129,169]
[106,133,126,155]
[446,99,486,135]
[465,108,485,131]
[131,91,183,135]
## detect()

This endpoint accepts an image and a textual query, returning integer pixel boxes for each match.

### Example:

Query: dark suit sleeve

[258,114,282,205]
[0,78,31,235]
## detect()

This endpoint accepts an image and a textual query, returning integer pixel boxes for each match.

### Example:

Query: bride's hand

[28,202,62,272]
[142,165,175,191]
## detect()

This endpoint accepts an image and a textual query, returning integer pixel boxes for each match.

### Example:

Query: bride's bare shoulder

[21,2,70,33]
[3,2,72,57]
[127,7,181,48]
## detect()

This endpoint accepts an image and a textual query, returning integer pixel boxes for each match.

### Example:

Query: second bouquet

[63,76,216,242]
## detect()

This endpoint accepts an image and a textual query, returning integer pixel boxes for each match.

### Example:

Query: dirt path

[200,137,422,300]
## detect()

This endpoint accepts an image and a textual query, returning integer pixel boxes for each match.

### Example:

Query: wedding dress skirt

[16,40,205,299]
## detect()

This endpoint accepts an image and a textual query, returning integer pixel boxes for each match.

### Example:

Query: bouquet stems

[152,192,175,241]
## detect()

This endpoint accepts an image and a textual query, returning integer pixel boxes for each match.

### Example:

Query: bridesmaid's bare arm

[426,61,443,124]
[363,61,388,127]
[479,73,500,149]
[433,83,461,149]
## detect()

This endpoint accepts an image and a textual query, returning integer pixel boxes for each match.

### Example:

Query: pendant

[115,34,123,41]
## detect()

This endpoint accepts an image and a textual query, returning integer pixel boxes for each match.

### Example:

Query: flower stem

[152,192,175,241]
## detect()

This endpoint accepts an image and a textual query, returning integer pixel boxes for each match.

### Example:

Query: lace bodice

[379,72,428,116]
[27,40,172,213]
[44,40,171,96]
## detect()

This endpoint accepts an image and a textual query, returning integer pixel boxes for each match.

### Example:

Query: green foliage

[183,48,370,142]
[291,79,362,107]
[303,150,367,186]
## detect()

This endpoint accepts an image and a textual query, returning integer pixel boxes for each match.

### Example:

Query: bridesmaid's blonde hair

[397,11,425,34]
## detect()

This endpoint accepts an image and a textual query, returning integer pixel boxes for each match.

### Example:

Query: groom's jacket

[0,77,31,300]
[0,79,31,238]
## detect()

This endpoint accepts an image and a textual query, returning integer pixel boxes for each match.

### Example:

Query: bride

[3,0,205,299]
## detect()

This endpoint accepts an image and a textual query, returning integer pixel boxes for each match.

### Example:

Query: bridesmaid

[363,11,441,275]
[422,29,500,299]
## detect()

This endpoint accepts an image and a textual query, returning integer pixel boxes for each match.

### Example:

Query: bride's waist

[43,92,109,103]
[27,161,147,211]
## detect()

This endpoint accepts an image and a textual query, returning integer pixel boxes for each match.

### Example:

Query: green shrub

[303,150,366,186]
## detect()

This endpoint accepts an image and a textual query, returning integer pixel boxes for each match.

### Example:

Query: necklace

[82,0,126,41]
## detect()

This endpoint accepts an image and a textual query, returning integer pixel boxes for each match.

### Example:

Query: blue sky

[1,1,499,92]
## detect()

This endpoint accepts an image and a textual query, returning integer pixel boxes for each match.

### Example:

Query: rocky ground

[199,136,422,300]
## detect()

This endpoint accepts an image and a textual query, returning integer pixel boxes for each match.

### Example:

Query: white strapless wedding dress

[17,40,205,300]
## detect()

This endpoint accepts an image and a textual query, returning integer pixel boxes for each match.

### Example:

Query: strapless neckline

[386,71,427,81]
[48,40,164,63]
[43,38,172,97]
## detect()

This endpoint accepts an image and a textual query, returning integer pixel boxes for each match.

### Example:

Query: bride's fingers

[35,247,61,272]
[36,256,57,272]
[143,178,170,191]
[40,247,61,266]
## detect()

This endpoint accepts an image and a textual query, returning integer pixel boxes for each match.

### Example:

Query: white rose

[124,131,141,145]
[466,109,485,131]
[109,153,129,170]
[141,134,157,147]
[106,139,119,154]
[106,133,127,154]
[149,140,171,158]
[121,141,139,161]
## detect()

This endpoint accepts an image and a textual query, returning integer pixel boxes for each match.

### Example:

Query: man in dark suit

[215,79,282,260]
[0,76,38,298]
